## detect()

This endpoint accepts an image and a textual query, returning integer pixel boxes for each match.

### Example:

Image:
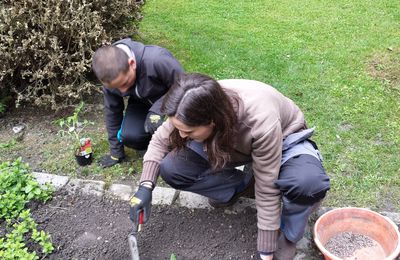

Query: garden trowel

[128,210,144,260]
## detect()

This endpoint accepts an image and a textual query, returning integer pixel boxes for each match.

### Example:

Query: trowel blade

[128,234,140,260]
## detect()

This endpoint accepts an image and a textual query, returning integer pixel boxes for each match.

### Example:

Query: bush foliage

[0,0,144,109]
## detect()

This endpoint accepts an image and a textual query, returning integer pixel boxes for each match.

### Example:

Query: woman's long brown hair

[161,73,238,169]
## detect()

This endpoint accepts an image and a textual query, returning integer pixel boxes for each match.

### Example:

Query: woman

[130,73,330,259]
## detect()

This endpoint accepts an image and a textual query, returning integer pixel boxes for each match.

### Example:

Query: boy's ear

[128,58,136,69]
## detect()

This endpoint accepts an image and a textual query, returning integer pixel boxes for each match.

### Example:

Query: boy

[92,38,184,168]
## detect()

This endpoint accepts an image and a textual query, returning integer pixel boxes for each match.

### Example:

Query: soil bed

[29,190,260,260]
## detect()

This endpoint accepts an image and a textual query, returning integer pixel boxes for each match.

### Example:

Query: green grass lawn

[137,0,400,211]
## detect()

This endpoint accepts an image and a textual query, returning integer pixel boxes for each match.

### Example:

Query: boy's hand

[144,112,163,134]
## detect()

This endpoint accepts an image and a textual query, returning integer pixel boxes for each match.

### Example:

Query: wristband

[140,181,154,190]
[259,251,273,256]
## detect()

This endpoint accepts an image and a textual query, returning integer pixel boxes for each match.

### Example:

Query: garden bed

[29,190,263,259]
[26,189,326,259]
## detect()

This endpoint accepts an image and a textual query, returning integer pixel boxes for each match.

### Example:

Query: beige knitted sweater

[140,79,306,252]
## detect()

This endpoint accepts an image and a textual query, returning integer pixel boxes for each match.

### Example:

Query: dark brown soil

[30,190,259,260]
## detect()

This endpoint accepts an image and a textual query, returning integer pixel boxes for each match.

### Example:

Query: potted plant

[54,102,94,166]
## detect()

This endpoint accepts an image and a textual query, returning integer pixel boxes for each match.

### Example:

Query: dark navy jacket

[103,38,183,157]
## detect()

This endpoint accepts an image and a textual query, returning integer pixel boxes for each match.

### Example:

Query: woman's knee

[293,172,329,204]
[159,151,202,190]
[278,155,330,204]
[159,155,177,186]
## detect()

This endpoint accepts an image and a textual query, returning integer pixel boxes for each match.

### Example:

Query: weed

[0,102,5,114]
[0,139,17,149]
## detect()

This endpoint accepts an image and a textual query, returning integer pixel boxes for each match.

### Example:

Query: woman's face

[170,117,214,142]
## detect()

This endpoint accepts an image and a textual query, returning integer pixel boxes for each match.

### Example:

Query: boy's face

[105,58,136,93]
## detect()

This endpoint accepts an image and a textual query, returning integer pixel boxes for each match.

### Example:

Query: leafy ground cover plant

[0,158,54,259]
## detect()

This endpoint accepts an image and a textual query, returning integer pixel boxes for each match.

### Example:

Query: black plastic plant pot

[75,151,93,166]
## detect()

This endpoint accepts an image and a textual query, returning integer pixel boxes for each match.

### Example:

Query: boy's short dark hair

[92,45,130,83]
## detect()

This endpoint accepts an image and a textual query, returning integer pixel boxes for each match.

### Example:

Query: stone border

[32,171,400,224]
[32,171,258,212]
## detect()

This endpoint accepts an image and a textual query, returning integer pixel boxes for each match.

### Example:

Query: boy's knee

[119,133,150,150]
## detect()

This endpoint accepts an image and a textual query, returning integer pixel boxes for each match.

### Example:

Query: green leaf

[25,184,34,193]
[33,188,42,195]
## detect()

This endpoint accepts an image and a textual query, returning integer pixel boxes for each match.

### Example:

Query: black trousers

[117,99,152,151]
[159,141,330,243]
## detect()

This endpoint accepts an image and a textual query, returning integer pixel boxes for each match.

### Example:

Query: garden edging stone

[66,178,105,197]
[32,171,70,190]
[32,172,400,225]
[32,172,400,259]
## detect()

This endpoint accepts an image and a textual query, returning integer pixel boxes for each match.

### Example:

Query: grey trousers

[159,141,330,243]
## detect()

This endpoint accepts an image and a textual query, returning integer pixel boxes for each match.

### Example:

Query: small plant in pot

[54,102,94,166]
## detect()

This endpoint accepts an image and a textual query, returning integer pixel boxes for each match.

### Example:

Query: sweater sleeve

[140,120,174,184]
[252,122,283,252]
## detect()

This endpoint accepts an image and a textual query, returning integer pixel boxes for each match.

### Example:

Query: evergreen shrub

[0,0,144,109]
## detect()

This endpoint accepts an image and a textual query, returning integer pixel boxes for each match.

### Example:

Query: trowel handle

[138,210,144,232]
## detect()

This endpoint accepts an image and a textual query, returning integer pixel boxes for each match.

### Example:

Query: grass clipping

[369,47,400,92]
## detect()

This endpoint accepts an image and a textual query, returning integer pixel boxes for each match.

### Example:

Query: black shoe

[208,175,255,208]
[99,154,124,168]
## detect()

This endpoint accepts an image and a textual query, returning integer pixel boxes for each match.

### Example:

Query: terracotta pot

[314,207,400,260]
